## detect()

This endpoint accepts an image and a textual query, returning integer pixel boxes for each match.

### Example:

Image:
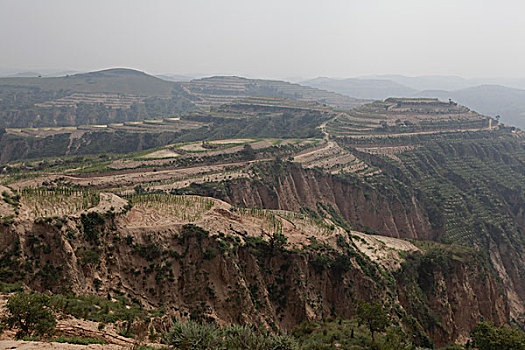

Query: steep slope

[0,193,508,347]
[192,162,435,240]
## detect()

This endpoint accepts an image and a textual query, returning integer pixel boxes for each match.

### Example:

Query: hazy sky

[1,0,524,79]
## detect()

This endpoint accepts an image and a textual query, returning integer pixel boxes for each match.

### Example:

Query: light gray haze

[1,0,524,79]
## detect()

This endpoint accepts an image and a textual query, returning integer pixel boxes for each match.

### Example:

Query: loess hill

[0,95,524,348]
[0,68,365,128]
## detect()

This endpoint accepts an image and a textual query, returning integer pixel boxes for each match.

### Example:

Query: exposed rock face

[211,164,436,240]
[396,251,508,346]
[0,200,509,346]
[195,161,524,325]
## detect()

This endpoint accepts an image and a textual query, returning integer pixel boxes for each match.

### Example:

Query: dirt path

[319,114,339,142]
[292,140,339,164]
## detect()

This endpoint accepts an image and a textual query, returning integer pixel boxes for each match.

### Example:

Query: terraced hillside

[0,97,524,347]
[323,100,525,325]
[291,139,379,176]
[0,69,366,128]
[182,76,365,110]
[0,171,509,347]
[0,97,335,163]
[327,98,491,138]
[34,93,143,109]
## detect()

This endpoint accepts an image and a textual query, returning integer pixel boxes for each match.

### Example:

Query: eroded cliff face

[0,202,509,346]
[208,163,436,240]
[396,249,509,346]
[0,216,385,329]
[188,161,523,326]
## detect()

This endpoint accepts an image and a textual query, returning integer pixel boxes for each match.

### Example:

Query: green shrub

[49,294,144,324]
[133,242,162,261]
[80,211,106,242]
[310,254,332,273]
[470,321,525,350]
[79,248,100,266]
[163,321,299,350]
[54,336,106,345]
[3,292,56,339]
[0,282,23,293]
[222,324,299,350]
[163,321,221,349]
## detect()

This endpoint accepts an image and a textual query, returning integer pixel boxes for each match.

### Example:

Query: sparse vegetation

[127,193,214,222]
[22,186,100,218]
[49,293,148,324]
[232,206,283,234]
[53,336,106,345]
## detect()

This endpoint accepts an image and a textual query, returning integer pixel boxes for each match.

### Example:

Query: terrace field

[0,96,336,163]
[326,97,492,138]
[182,76,365,110]
[0,96,524,348]
[0,69,366,129]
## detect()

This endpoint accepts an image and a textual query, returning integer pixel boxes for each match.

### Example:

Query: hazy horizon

[2,67,525,83]
[2,0,525,80]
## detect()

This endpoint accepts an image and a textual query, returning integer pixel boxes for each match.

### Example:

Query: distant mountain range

[359,74,525,91]
[4,68,525,129]
[0,68,364,107]
[302,76,525,129]
[0,68,177,96]
[0,70,82,78]
[155,74,194,82]
[303,77,417,99]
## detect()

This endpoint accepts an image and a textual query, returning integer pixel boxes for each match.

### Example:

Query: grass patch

[54,336,106,345]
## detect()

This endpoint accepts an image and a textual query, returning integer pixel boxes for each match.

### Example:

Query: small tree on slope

[3,292,56,339]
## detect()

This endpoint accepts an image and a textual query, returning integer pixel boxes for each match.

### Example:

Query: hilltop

[183,76,365,110]
[0,68,176,96]
[302,76,525,130]
[0,69,366,128]
[0,68,195,128]
[418,84,525,129]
